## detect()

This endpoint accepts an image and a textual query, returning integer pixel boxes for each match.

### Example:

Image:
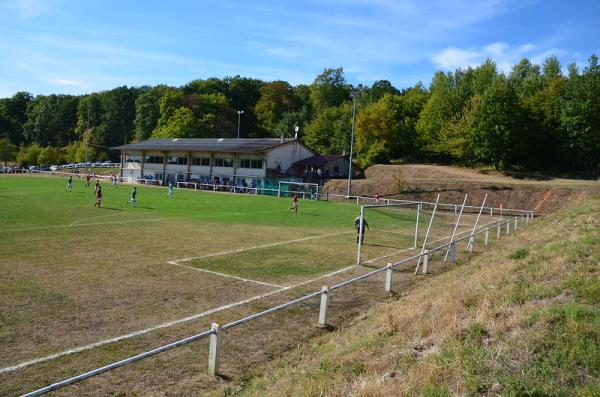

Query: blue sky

[0,0,598,98]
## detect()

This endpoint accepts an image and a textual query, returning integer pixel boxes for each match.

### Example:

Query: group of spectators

[301,167,338,184]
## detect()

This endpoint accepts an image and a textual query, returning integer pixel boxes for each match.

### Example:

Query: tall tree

[309,67,350,111]
[254,81,299,134]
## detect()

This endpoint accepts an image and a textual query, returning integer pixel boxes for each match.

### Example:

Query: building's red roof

[292,155,345,167]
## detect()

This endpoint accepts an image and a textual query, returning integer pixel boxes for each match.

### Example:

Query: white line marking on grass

[168,261,285,289]
[1,225,500,373]
[69,214,120,226]
[170,230,353,263]
[1,218,166,232]
[0,286,291,374]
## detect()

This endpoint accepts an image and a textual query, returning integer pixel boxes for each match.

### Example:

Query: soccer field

[1,175,430,394]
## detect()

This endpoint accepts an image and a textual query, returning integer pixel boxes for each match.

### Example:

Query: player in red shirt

[288,194,299,214]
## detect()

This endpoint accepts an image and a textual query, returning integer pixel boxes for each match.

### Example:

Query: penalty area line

[168,261,285,289]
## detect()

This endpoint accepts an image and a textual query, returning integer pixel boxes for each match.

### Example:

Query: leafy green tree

[0,138,18,165]
[309,67,350,111]
[23,95,79,147]
[152,107,202,138]
[255,81,299,134]
[273,107,310,138]
[95,86,137,149]
[0,92,32,145]
[16,144,41,166]
[37,146,60,165]
[133,87,165,141]
[470,76,524,168]
[303,103,352,154]
[560,55,600,170]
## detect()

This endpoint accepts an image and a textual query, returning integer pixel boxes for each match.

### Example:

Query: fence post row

[385,263,393,292]
[208,323,222,376]
[318,286,329,327]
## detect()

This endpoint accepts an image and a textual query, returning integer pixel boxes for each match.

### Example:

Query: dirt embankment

[325,164,599,215]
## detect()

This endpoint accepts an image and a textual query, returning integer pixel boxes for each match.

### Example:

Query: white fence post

[356,205,365,265]
[422,251,429,274]
[484,229,489,246]
[465,194,487,252]
[449,242,456,263]
[467,236,474,253]
[514,217,518,230]
[415,195,440,274]
[318,286,329,327]
[208,323,222,376]
[356,196,359,205]
[497,222,501,239]
[414,203,421,248]
[506,220,510,235]
[445,194,468,262]
[385,263,393,292]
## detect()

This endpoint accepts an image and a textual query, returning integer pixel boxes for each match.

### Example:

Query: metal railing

[21,212,529,396]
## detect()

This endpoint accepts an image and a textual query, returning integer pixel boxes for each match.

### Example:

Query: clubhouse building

[112,137,316,186]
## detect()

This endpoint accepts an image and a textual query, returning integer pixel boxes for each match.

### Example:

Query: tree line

[1,55,598,174]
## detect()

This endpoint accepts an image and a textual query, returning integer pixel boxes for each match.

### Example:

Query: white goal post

[278,181,320,200]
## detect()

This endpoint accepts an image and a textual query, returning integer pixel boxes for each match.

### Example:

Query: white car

[50,165,59,171]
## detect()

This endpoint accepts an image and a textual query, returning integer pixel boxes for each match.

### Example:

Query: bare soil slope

[325,164,600,215]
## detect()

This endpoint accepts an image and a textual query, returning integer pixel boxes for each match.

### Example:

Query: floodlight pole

[85,106,90,165]
[346,95,356,197]
[236,110,244,139]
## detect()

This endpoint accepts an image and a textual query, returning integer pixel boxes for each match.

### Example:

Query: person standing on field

[85,174,91,188]
[354,214,369,244]
[288,194,299,214]
[94,185,103,208]
[166,181,174,198]
[128,186,137,207]
[66,175,73,192]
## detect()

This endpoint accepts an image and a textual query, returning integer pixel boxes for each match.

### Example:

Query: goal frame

[278,181,320,200]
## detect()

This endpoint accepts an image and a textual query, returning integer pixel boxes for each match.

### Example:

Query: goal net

[278,181,320,200]
[356,202,420,267]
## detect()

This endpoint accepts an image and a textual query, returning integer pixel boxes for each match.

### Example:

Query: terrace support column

[187,151,191,180]
[162,151,167,183]
[140,151,145,180]
[208,323,222,376]
[209,152,214,182]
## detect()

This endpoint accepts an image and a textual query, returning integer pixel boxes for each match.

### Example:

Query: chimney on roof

[280,134,284,143]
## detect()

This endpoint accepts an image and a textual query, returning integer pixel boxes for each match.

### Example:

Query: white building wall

[266,142,314,172]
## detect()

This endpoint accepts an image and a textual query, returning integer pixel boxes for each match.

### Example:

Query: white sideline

[1,218,166,232]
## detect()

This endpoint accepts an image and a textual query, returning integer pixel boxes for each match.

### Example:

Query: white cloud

[431,47,481,70]
[47,78,83,87]
[431,41,548,73]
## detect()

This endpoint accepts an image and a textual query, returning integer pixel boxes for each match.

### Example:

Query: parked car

[92,162,103,167]
[101,161,112,167]
[50,165,59,171]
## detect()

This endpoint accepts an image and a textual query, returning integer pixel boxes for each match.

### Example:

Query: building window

[239,159,263,169]
[214,157,233,167]
[125,154,141,163]
[192,157,210,166]
[144,155,164,164]
[167,156,188,165]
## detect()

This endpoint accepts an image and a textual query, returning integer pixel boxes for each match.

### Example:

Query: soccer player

[354,214,369,244]
[94,179,100,193]
[85,174,91,188]
[288,194,299,214]
[94,185,103,208]
[66,175,73,192]
[128,186,137,207]
[166,181,174,198]
[111,173,117,187]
